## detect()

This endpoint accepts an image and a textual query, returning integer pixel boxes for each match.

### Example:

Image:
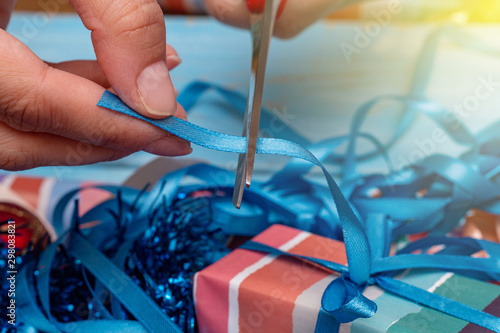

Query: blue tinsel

[5,189,230,333]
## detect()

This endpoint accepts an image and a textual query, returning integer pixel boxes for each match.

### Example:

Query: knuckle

[94,132,122,149]
[0,154,25,171]
[86,117,135,151]
[0,139,33,171]
[75,112,150,152]
[0,72,29,128]
[1,93,40,132]
[108,2,165,42]
[84,116,118,147]
[0,66,58,133]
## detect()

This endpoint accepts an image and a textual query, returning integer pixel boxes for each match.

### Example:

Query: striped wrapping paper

[194,224,500,333]
[0,173,112,236]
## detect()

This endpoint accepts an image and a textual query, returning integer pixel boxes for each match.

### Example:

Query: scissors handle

[246,0,287,16]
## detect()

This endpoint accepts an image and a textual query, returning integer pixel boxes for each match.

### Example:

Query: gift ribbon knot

[321,274,377,325]
[240,237,500,333]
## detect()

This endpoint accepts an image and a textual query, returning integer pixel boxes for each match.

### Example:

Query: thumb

[69,0,176,118]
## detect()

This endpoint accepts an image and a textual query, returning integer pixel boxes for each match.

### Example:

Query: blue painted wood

[4,13,500,182]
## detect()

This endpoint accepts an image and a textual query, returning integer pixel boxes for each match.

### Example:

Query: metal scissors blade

[233,0,281,209]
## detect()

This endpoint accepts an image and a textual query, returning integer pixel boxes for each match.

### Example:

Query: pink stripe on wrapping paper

[195,225,303,333]
[10,176,44,209]
[78,182,112,217]
[231,231,311,333]
[236,231,347,333]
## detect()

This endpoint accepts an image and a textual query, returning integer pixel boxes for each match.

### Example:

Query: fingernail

[166,55,182,70]
[137,60,177,117]
[174,86,179,97]
[144,136,192,156]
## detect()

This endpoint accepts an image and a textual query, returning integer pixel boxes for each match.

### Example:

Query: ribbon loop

[322,275,377,323]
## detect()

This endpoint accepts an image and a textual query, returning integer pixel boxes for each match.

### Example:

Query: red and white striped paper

[194,225,350,333]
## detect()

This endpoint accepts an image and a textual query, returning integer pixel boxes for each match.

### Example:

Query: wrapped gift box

[0,158,203,235]
[0,181,56,242]
[194,225,500,333]
[0,174,109,234]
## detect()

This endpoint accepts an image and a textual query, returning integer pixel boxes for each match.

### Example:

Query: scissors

[233,0,285,209]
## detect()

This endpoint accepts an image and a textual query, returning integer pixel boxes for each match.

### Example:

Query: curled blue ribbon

[92,25,500,332]
[12,24,500,333]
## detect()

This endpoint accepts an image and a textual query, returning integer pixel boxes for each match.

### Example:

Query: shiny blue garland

[12,190,230,332]
[123,195,229,332]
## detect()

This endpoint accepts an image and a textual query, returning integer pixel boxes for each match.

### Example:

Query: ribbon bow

[320,274,376,324]
[241,219,500,332]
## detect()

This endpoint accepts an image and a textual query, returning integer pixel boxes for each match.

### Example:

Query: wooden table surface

[15,0,74,12]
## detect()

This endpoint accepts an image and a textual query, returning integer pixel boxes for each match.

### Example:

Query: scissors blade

[232,151,247,208]
[233,0,280,209]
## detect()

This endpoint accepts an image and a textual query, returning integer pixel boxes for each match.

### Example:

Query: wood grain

[15,0,74,12]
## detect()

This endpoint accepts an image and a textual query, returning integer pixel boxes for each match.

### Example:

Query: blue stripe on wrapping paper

[352,290,423,332]
[352,270,447,332]
[387,274,500,333]
[354,270,499,332]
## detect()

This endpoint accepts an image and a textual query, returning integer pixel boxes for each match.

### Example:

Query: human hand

[203,0,352,38]
[0,0,190,171]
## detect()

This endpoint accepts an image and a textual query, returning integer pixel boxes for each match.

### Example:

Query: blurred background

[14,0,500,22]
